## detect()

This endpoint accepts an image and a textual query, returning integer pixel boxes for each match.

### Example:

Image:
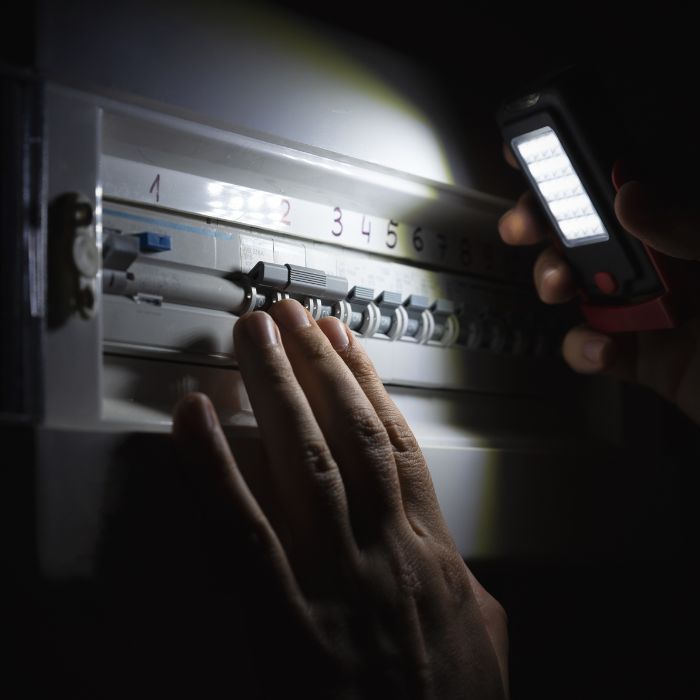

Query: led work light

[498,68,684,333]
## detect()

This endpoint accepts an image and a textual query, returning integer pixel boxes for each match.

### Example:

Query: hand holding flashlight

[497,68,699,335]
[499,165,700,426]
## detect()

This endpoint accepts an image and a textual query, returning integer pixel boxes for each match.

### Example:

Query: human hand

[498,149,700,426]
[172,299,508,699]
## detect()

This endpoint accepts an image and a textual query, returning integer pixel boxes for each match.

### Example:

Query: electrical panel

[5,1,676,581]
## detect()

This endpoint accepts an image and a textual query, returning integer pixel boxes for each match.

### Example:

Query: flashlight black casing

[498,68,682,333]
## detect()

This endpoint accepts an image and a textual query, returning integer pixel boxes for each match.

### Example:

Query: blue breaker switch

[135,232,172,252]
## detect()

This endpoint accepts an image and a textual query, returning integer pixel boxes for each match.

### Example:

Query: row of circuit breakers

[102,229,554,356]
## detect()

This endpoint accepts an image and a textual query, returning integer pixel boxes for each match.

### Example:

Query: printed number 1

[149,173,160,203]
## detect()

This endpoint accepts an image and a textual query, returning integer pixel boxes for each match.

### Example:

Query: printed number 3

[332,206,343,237]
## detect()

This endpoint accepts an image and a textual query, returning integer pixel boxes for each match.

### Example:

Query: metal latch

[48,193,98,325]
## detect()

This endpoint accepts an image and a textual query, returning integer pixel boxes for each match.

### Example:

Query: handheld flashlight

[498,68,684,333]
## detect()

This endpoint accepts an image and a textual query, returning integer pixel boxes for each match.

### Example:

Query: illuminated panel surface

[102,156,514,280]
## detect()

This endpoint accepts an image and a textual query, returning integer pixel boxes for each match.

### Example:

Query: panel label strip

[102,155,528,282]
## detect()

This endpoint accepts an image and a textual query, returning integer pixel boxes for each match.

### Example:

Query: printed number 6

[386,220,398,249]
[413,227,424,252]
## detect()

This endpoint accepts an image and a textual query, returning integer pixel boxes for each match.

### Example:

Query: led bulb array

[512,126,609,245]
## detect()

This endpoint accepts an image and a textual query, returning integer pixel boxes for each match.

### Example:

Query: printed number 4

[361,215,371,243]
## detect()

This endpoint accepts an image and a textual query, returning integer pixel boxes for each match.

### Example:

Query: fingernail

[498,210,523,243]
[498,211,514,241]
[540,266,564,301]
[320,317,350,350]
[582,338,607,366]
[177,393,217,437]
[242,311,279,347]
[269,299,311,332]
[542,266,560,288]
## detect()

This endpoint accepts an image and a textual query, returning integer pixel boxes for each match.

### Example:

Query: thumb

[614,180,700,261]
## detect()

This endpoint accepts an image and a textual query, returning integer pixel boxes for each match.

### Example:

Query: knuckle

[297,437,335,475]
[394,552,424,599]
[345,405,392,457]
[346,345,380,383]
[296,436,348,503]
[299,330,339,365]
[255,352,299,390]
[383,417,421,457]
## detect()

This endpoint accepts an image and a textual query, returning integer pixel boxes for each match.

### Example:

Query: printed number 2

[280,199,291,225]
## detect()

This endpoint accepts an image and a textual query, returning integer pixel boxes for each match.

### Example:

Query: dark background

[272,0,700,201]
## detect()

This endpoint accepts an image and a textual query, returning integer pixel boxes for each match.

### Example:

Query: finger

[615,181,700,260]
[502,142,519,170]
[172,392,300,599]
[266,300,405,545]
[561,320,700,425]
[498,191,552,246]
[618,320,700,424]
[533,246,578,304]
[561,326,618,374]
[317,316,449,540]
[232,312,357,580]
[465,568,509,697]
[227,436,289,548]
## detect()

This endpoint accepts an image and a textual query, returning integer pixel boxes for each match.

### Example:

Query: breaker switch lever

[374,291,408,340]
[248,261,348,310]
[429,299,460,346]
[335,286,381,336]
[402,294,435,344]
